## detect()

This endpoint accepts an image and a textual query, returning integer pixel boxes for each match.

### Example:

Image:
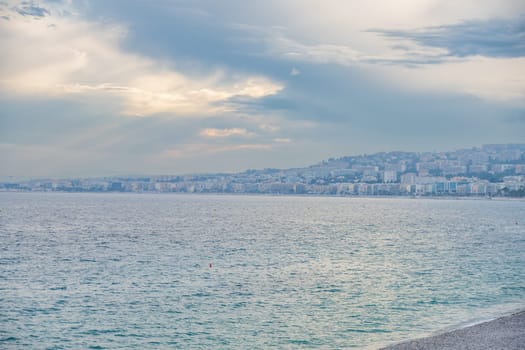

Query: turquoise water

[1,193,524,349]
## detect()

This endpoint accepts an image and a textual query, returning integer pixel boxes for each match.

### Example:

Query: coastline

[1,190,525,202]
[379,310,525,350]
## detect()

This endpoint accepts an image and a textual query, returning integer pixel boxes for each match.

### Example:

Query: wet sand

[380,310,525,350]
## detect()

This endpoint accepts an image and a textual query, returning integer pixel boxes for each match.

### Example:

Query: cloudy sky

[1,0,524,177]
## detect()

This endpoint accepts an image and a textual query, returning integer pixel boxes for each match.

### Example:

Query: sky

[1,0,524,177]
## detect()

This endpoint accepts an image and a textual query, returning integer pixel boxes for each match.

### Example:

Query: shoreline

[379,310,525,350]
[1,190,524,202]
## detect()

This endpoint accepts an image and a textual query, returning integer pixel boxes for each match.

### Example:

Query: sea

[1,192,524,349]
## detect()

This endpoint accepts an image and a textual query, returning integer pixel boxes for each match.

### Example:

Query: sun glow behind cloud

[0,0,523,177]
[0,5,282,117]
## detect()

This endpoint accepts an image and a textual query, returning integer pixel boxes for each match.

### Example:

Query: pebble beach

[381,310,525,350]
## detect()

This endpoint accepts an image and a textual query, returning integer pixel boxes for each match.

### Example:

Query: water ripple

[0,193,524,349]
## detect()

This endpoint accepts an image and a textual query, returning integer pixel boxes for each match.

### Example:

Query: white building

[382,170,397,183]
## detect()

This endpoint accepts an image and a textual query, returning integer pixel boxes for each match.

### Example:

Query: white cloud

[265,0,525,40]
[371,56,525,103]
[213,0,524,103]
[0,4,283,116]
[272,32,525,102]
[161,143,273,159]
[200,128,255,138]
[269,31,449,65]
[257,122,281,133]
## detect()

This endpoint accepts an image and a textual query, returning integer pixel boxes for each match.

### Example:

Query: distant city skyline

[1,1,524,177]
[3,143,524,198]
[0,142,524,180]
